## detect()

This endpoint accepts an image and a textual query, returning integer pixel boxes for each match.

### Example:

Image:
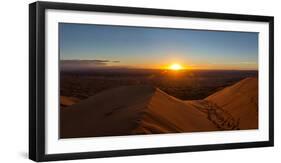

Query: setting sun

[169,64,183,71]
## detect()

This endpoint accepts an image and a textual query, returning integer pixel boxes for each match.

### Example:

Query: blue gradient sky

[59,23,258,70]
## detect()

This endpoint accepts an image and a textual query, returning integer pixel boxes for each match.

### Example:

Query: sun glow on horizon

[169,63,183,71]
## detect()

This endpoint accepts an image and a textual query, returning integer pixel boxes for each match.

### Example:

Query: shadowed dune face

[60,85,156,138]
[60,77,258,138]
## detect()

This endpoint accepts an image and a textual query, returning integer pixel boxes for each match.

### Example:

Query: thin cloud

[60,59,121,71]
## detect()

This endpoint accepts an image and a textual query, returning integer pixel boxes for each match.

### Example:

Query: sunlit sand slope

[60,96,80,108]
[205,77,258,129]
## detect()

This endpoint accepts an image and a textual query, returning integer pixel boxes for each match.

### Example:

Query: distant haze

[59,23,258,70]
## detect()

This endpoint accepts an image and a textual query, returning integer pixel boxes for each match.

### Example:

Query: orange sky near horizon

[105,60,258,71]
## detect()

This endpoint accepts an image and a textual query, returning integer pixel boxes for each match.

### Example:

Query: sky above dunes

[59,23,258,70]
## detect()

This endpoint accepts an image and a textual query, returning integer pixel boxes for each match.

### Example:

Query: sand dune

[132,89,217,134]
[205,77,258,129]
[60,77,258,138]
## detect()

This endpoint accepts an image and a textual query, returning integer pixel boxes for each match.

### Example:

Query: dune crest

[132,88,217,134]
[60,77,258,138]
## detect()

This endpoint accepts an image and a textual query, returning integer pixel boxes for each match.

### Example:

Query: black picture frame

[29,1,274,162]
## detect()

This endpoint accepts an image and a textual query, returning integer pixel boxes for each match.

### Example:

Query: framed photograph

[29,1,274,162]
